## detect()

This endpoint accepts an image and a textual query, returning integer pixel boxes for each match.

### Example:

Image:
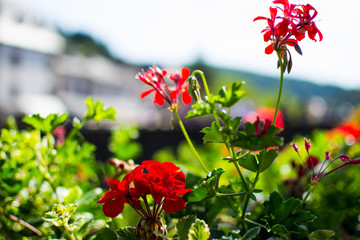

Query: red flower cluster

[97,160,191,218]
[136,65,192,108]
[254,0,322,55]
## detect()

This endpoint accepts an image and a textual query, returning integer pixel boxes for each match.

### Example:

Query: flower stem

[241,169,260,232]
[216,192,246,197]
[190,70,211,97]
[64,223,76,240]
[293,184,316,214]
[273,52,285,125]
[174,110,208,173]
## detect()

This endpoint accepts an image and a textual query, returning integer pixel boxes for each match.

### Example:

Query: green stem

[64,223,76,240]
[293,184,316,214]
[245,218,267,229]
[191,70,250,191]
[272,52,285,125]
[66,119,89,141]
[174,110,208,173]
[190,70,211,97]
[241,169,260,231]
[216,192,246,197]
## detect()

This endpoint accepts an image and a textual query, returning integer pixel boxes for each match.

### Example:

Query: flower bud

[304,138,311,152]
[291,142,299,152]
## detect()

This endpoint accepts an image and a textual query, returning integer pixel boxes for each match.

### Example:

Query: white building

[0,0,66,117]
[0,0,166,129]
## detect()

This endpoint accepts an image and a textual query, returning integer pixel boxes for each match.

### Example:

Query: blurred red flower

[244,107,285,130]
[136,65,192,108]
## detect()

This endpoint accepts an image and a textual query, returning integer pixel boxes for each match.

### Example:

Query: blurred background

[1,0,360,160]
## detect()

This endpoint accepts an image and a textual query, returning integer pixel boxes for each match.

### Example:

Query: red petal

[123,165,144,183]
[97,190,118,203]
[108,179,121,190]
[265,44,274,54]
[150,183,165,204]
[154,92,165,106]
[162,196,186,213]
[162,162,180,172]
[134,175,150,196]
[143,160,163,177]
[253,16,267,22]
[181,89,192,105]
[181,67,190,80]
[175,188,192,196]
[140,89,154,99]
[102,197,125,218]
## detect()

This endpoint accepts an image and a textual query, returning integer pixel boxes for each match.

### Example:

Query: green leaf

[261,192,316,234]
[238,153,258,172]
[64,186,83,205]
[200,122,223,143]
[293,43,303,55]
[22,113,68,133]
[231,131,283,151]
[116,227,140,240]
[184,168,225,203]
[232,121,283,151]
[85,97,116,124]
[237,149,278,173]
[186,101,213,119]
[44,204,77,227]
[287,53,293,74]
[309,230,336,240]
[257,148,278,173]
[176,215,197,240]
[76,187,103,207]
[217,82,245,107]
[242,227,260,240]
[91,227,118,240]
[188,219,210,240]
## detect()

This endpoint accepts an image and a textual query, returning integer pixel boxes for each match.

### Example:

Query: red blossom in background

[136,65,192,108]
[328,121,360,144]
[254,0,322,55]
[244,107,285,130]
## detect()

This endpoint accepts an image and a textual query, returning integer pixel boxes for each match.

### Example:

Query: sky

[12,0,360,90]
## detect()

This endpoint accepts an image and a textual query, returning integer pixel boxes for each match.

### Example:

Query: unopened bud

[304,138,311,152]
[109,158,125,169]
[325,151,331,160]
[339,154,350,163]
[291,142,299,152]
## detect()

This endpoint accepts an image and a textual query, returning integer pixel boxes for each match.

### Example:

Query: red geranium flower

[97,165,144,217]
[98,160,191,218]
[254,0,322,55]
[142,160,192,213]
[136,65,192,108]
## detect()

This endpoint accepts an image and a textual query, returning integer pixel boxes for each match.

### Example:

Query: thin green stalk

[64,223,76,240]
[216,192,246,197]
[272,52,285,125]
[190,70,211,97]
[241,169,260,230]
[244,218,267,229]
[174,110,208,173]
[190,70,250,191]
[293,184,316,214]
